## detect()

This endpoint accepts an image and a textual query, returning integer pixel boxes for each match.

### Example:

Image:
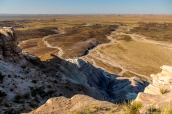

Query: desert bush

[29,102,38,108]
[10,88,13,91]
[8,75,11,78]
[123,101,142,114]
[30,86,47,98]
[4,108,20,114]
[0,90,7,103]
[21,66,26,69]
[47,85,52,88]
[0,97,3,103]
[71,107,92,114]
[14,94,22,103]
[161,103,172,114]
[4,102,10,107]
[160,87,168,94]
[31,80,37,83]
[146,103,172,114]
[23,92,30,99]
[0,71,4,83]
[147,105,161,114]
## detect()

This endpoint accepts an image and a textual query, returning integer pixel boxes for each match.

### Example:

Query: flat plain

[1,14,172,80]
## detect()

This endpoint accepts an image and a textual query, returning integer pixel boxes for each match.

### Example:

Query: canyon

[0,15,172,113]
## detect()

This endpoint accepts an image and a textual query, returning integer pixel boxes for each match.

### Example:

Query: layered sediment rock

[0,27,27,64]
[0,27,21,56]
[29,58,148,113]
[142,65,172,95]
[66,59,149,103]
[135,65,172,113]
[0,27,153,113]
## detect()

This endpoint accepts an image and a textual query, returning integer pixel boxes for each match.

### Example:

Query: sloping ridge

[0,27,149,113]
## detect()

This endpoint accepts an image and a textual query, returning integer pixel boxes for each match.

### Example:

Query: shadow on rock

[38,55,149,103]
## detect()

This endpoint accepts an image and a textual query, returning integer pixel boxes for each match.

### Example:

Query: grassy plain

[1,14,172,77]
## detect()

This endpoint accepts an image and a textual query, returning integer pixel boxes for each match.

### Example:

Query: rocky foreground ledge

[0,27,21,60]
[30,65,172,114]
[0,27,37,65]
[135,65,172,113]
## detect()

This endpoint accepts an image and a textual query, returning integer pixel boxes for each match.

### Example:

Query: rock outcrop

[67,59,149,103]
[0,27,26,64]
[26,57,148,114]
[135,65,172,113]
[0,27,20,56]
[0,27,150,113]
[29,94,125,114]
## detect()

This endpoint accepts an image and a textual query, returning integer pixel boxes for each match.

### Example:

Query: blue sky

[0,0,171,14]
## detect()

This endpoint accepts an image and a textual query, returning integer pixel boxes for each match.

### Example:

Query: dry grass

[129,22,172,42]
[71,104,123,114]
[147,103,172,114]
[16,27,59,41]
[123,101,142,114]
[159,87,168,94]
[97,39,172,76]
[2,15,172,74]
[1,15,172,22]
[84,55,122,75]
[44,24,118,59]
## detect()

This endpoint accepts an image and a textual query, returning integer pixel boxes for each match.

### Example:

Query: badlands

[0,15,172,114]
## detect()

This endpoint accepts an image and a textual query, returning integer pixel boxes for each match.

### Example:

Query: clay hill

[0,27,172,114]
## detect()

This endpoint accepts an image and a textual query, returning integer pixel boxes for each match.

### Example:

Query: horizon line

[0,13,172,15]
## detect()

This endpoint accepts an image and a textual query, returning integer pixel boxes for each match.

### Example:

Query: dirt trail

[86,26,172,81]
[42,35,64,58]
[19,29,65,58]
[128,34,172,50]
[114,26,172,50]
[85,26,161,81]
[41,28,66,57]
[88,47,150,81]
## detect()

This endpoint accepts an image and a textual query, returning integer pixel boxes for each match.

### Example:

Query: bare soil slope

[30,94,124,114]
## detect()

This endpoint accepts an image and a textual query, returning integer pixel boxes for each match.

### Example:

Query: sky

[0,0,172,14]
